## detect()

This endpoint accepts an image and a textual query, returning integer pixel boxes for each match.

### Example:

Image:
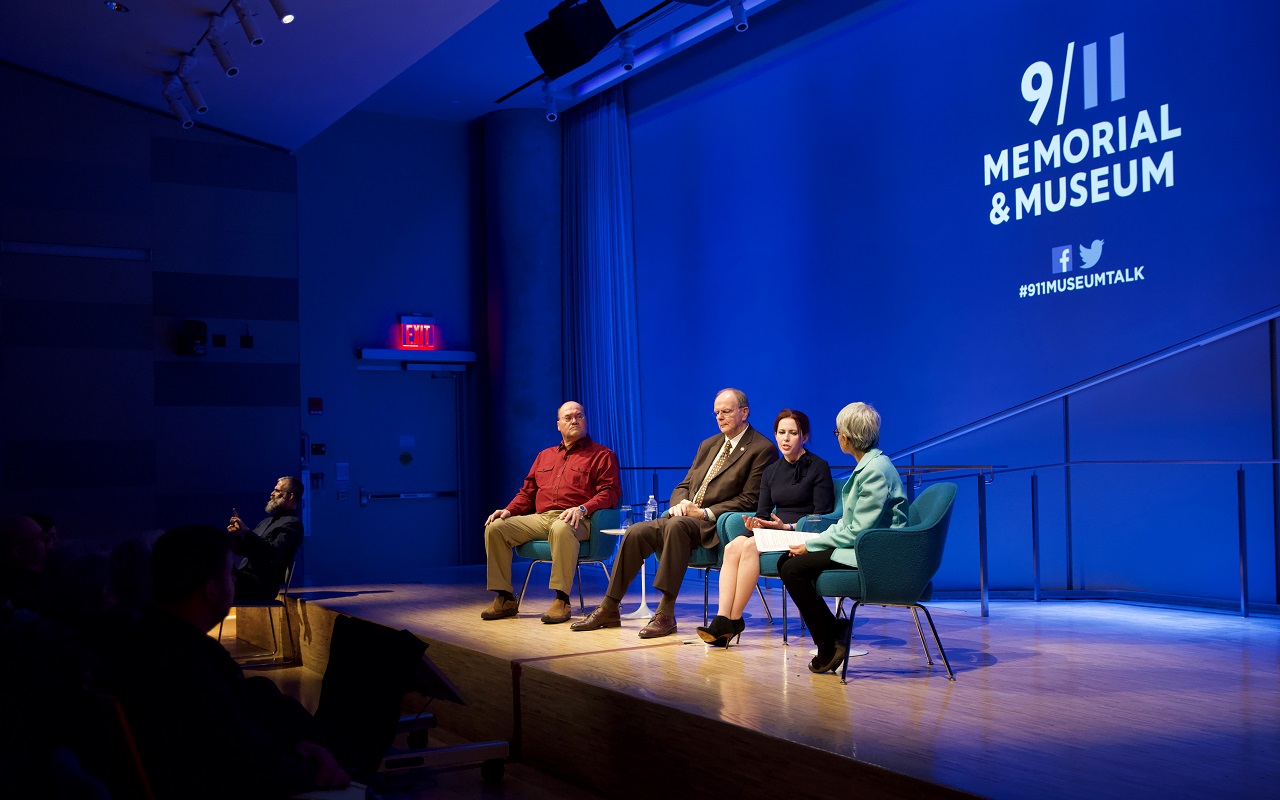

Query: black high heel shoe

[727,617,746,646]
[696,615,737,647]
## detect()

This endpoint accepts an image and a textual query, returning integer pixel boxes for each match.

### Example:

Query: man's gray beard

[265,499,278,514]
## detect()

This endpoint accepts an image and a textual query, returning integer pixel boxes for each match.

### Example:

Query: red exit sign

[398,315,438,350]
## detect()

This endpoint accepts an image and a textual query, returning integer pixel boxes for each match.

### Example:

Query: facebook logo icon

[1051,245,1072,274]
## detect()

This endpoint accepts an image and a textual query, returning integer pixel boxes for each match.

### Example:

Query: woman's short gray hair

[835,402,881,451]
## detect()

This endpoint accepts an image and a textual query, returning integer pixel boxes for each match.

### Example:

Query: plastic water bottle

[644,495,658,522]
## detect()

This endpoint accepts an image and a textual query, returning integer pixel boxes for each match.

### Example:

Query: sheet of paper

[752,529,818,552]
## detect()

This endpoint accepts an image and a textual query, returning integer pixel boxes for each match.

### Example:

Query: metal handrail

[620,456,1280,617]
[1001,459,1280,617]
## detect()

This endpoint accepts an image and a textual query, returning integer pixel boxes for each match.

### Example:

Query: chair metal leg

[234,605,283,662]
[266,608,278,656]
[279,602,294,664]
[909,607,934,665]
[782,589,789,644]
[755,582,773,623]
[575,565,586,613]
[839,600,862,684]
[517,560,538,606]
[916,604,955,680]
[702,569,710,625]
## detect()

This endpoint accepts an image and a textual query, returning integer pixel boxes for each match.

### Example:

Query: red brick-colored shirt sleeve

[505,438,621,516]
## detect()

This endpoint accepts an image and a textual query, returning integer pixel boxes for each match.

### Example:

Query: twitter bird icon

[1079,239,1104,269]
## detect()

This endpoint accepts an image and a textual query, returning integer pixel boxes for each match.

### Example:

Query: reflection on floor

[222,565,1280,800]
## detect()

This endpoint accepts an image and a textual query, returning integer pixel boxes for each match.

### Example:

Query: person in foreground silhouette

[117,524,349,799]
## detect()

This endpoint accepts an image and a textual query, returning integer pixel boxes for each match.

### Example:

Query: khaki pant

[484,510,589,595]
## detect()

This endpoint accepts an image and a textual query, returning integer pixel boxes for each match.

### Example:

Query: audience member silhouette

[114,524,349,799]
[1,514,53,615]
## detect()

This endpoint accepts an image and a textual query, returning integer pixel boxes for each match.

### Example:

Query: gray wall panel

[154,407,300,494]
[0,348,155,439]
[149,226,299,278]
[151,137,296,194]
[2,300,153,349]
[152,183,298,238]
[153,272,298,321]
[5,439,156,488]
[154,361,299,407]
[1,253,152,303]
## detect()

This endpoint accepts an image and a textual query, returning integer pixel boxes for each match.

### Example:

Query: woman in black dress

[696,408,834,647]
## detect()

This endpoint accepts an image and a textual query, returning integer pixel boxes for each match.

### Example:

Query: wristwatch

[578,505,587,515]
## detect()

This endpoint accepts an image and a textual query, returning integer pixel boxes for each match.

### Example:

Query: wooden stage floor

[267,566,1280,800]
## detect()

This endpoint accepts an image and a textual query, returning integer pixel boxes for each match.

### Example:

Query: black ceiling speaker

[525,0,617,81]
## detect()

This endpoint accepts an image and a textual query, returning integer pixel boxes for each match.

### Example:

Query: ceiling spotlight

[162,77,193,129]
[543,81,558,123]
[176,56,208,114]
[104,1,129,11]
[619,35,635,71]
[232,0,265,47]
[207,17,239,76]
[730,1,749,32]
[268,0,295,24]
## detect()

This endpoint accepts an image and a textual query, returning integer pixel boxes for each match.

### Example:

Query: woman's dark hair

[773,408,811,437]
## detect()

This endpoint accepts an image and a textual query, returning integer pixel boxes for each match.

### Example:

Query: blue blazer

[804,448,907,567]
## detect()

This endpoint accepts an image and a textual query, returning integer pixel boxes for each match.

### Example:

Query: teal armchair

[686,528,724,626]
[516,507,619,612]
[814,481,957,683]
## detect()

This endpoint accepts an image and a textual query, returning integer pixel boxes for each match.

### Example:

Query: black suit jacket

[234,512,302,600]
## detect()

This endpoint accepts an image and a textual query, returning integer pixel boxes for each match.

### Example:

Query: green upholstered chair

[515,507,619,612]
[814,481,957,683]
[686,533,724,626]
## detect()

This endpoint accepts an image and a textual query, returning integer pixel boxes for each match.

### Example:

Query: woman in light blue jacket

[778,402,907,673]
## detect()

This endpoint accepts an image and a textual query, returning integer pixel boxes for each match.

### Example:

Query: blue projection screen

[628,0,1280,451]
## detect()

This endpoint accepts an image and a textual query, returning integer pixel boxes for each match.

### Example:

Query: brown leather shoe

[540,598,572,625]
[570,604,621,631]
[638,612,677,639]
[480,595,519,620]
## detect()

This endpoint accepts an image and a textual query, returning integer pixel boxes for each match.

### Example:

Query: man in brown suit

[572,388,777,638]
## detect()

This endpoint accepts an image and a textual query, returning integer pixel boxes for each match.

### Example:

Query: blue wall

[0,65,301,544]
[620,0,1280,602]
[296,109,481,584]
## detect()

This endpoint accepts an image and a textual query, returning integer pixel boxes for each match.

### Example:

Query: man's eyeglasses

[714,408,744,418]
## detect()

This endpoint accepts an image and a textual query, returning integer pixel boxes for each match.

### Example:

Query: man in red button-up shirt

[481,401,621,625]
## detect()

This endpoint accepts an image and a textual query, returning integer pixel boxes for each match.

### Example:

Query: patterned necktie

[693,440,734,506]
